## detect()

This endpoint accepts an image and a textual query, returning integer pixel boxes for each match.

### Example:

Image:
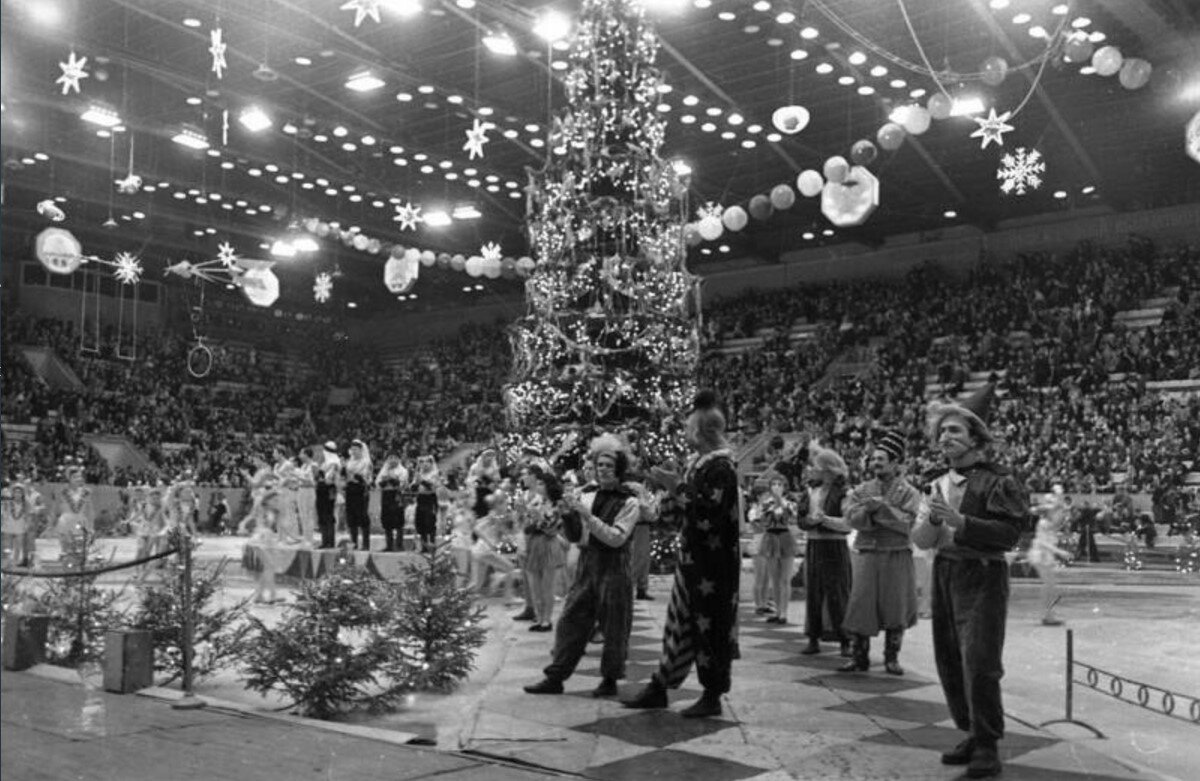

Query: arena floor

[7,535,1198,781]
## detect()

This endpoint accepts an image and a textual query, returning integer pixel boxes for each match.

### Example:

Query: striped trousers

[652,568,736,694]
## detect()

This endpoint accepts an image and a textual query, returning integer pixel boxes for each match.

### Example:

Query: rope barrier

[1,547,181,579]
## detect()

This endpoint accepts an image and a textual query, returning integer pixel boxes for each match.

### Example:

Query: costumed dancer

[750,471,799,624]
[412,455,442,553]
[1029,485,1071,626]
[467,449,502,518]
[295,448,318,546]
[1,481,32,566]
[623,390,741,718]
[524,434,640,699]
[239,462,283,603]
[126,484,151,561]
[17,475,46,568]
[798,444,853,657]
[165,475,200,538]
[273,449,302,544]
[315,441,341,549]
[629,476,659,601]
[139,485,168,580]
[748,483,772,617]
[448,490,476,586]
[471,491,519,601]
[376,453,410,552]
[521,467,566,631]
[912,386,1028,780]
[55,466,94,563]
[841,430,921,675]
[343,439,373,552]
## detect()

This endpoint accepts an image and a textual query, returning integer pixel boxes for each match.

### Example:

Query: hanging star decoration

[394,202,423,231]
[481,242,503,263]
[112,253,143,285]
[216,241,239,268]
[970,108,1015,150]
[313,272,334,303]
[209,27,228,80]
[341,0,382,27]
[56,50,89,96]
[463,118,491,161]
[997,147,1045,196]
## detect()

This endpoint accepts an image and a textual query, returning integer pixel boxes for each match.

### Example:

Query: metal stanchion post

[172,533,205,710]
[1064,628,1074,722]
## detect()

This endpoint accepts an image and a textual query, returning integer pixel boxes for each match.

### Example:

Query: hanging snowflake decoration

[216,242,239,268]
[341,0,382,27]
[56,50,89,95]
[481,242,503,263]
[313,272,334,303]
[209,28,228,80]
[112,252,143,285]
[463,119,490,160]
[970,108,1014,150]
[696,201,724,222]
[997,147,1045,196]
[394,202,423,231]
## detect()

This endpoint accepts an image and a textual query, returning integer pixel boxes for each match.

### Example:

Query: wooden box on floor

[2,612,49,671]
[103,629,153,693]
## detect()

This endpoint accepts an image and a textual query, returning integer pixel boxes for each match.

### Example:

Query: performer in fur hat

[912,385,1029,779]
[798,443,853,657]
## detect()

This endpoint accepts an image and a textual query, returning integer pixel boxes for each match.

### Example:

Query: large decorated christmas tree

[504,0,699,462]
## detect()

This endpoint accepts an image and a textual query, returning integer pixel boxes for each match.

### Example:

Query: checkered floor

[461,598,1154,781]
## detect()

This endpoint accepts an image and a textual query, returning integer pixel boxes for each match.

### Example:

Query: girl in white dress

[55,467,94,562]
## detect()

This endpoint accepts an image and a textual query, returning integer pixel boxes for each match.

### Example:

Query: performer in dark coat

[622,390,741,718]
[799,444,853,657]
[913,386,1029,780]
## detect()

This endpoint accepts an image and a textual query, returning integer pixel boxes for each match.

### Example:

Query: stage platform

[239,544,424,582]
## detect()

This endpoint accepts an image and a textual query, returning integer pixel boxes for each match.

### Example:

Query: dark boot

[883,629,904,675]
[800,638,821,655]
[838,637,854,658]
[592,677,619,698]
[966,743,1002,778]
[680,689,722,718]
[523,677,564,695]
[837,634,870,672]
[621,678,668,709]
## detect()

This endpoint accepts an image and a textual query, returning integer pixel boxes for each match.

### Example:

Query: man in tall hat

[622,390,741,718]
[913,386,1029,779]
[841,429,920,675]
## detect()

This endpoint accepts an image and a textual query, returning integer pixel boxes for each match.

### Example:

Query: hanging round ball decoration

[721,205,749,232]
[770,183,796,210]
[683,223,703,246]
[384,253,420,294]
[821,165,880,228]
[796,169,825,198]
[367,238,382,254]
[238,265,281,308]
[483,257,503,279]
[420,249,437,267]
[1064,35,1094,65]
[303,217,320,234]
[980,56,1009,87]
[403,247,421,266]
[1118,58,1152,90]
[35,227,83,275]
[927,92,953,121]
[877,122,906,152]
[1092,46,1123,77]
[352,233,370,251]
[698,215,724,241]
[748,194,773,221]
[823,156,850,184]
[771,105,810,135]
[501,258,517,278]
[1185,109,1200,165]
[517,256,536,274]
[435,252,450,268]
[850,139,878,166]
[315,221,331,238]
[465,256,484,277]
[390,244,405,259]
[899,106,931,136]
[450,253,466,271]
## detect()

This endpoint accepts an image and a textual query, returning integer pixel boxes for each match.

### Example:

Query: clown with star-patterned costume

[623,390,741,718]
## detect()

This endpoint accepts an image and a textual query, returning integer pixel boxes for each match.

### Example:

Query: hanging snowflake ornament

[113,252,143,285]
[56,50,89,95]
[313,272,334,303]
[970,108,1015,150]
[216,241,239,268]
[997,147,1045,196]
[341,0,382,27]
[695,201,724,222]
[481,241,503,263]
[463,119,490,161]
[394,202,423,231]
[209,28,228,80]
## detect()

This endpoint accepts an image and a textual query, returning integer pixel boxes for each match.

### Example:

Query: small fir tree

[33,529,129,666]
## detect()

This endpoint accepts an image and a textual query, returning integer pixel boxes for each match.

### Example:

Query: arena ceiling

[2,0,1199,313]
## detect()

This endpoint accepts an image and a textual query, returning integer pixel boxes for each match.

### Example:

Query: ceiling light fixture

[345,71,385,91]
[482,27,518,56]
[534,10,571,42]
[238,105,272,132]
[452,204,482,219]
[424,210,452,227]
[800,26,819,39]
[81,104,121,127]
[171,126,209,150]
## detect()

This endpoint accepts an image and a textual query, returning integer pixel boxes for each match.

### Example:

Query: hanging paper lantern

[927,93,953,121]
[1092,46,1123,77]
[980,56,1008,87]
[1185,109,1200,165]
[465,256,484,277]
[367,238,382,254]
[450,254,466,271]
[500,258,516,278]
[1064,36,1094,64]
[403,247,420,265]
[683,223,702,246]
[899,106,931,136]
[821,165,880,228]
[721,205,749,232]
[769,184,795,211]
[1118,58,1152,90]
[516,256,536,274]
[384,253,419,294]
[303,217,320,233]
[877,122,906,152]
[239,266,280,308]
[437,252,452,268]
[823,156,850,184]
[420,249,436,267]
[748,194,773,221]
[771,105,810,135]
[315,221,331,238]
[796,170,824,198]
[850,140,878,166]
[483,257,502,279]
[35,227,83,275]
[698,215,724,241]
[352,234,370,251]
